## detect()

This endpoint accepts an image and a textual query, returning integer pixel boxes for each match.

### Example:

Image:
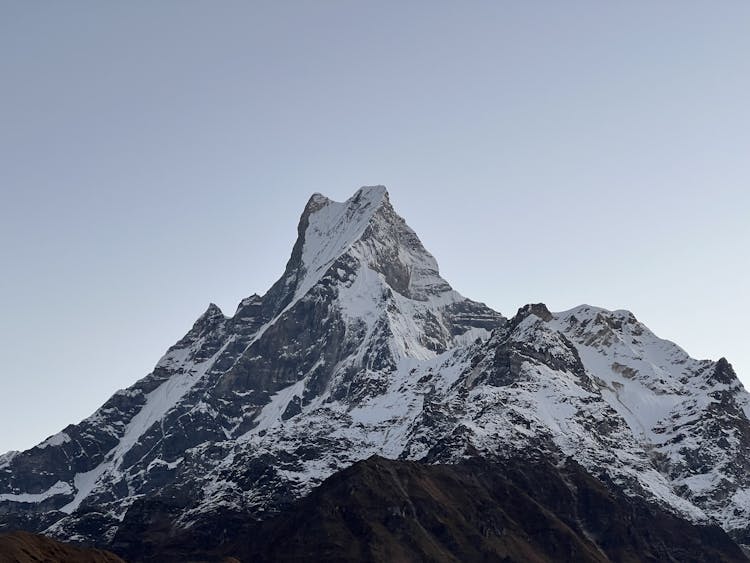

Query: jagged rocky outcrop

[1,186,749,558]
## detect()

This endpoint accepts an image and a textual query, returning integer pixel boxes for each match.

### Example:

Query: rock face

[1,186,749,558]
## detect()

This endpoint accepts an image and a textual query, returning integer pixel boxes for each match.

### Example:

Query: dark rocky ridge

[112,456,747,562]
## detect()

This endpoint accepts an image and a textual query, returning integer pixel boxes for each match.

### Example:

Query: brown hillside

[0,531,125,563]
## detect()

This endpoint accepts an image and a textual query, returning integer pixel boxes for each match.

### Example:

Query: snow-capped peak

[293,186,389,300]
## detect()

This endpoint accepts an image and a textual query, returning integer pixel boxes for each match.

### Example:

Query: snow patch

[0,481,72,504]
[37,432,71,449]
[0,450,19,469]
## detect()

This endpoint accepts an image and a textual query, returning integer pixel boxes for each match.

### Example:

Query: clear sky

[1,2,748,453]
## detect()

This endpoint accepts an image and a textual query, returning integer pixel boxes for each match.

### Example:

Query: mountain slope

[0,186,748,555]
[416,303,750,539]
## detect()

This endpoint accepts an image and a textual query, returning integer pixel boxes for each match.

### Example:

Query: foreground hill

[111,456,747,562]
[0,531,124,563]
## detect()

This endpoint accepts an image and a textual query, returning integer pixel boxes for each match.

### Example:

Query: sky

[0,1,748,453]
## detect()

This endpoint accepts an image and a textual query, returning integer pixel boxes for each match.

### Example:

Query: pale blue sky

[1,2,748,452]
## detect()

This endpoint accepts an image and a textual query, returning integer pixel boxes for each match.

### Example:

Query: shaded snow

[0,450,18,469]
[0,481,72,503]
[242,379,307,438]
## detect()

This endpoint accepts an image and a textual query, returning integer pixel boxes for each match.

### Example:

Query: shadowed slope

[137,456,746,562]
[229,456,745,563]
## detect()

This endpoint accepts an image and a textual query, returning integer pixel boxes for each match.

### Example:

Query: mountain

[1,186,749,560]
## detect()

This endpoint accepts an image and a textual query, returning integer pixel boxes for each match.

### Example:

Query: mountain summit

[1,187,749,559]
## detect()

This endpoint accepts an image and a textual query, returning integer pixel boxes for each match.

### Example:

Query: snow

[60,465,109,514]
[243,379,307,437]
[675,472,720,494]
[349,379,417,425]
[37,432,71,449]
[0,480,72,504]
[0,450,18,469]
[147,457,184,471]
[233,347,466,493]
[453,326,491,346]
[463,355,709,520]
[295,186,387,302]
[336,265,384,331]
[722,488,750,530]
[548,305,703,442]
[543,304,749,523]
[111,347,215,463]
